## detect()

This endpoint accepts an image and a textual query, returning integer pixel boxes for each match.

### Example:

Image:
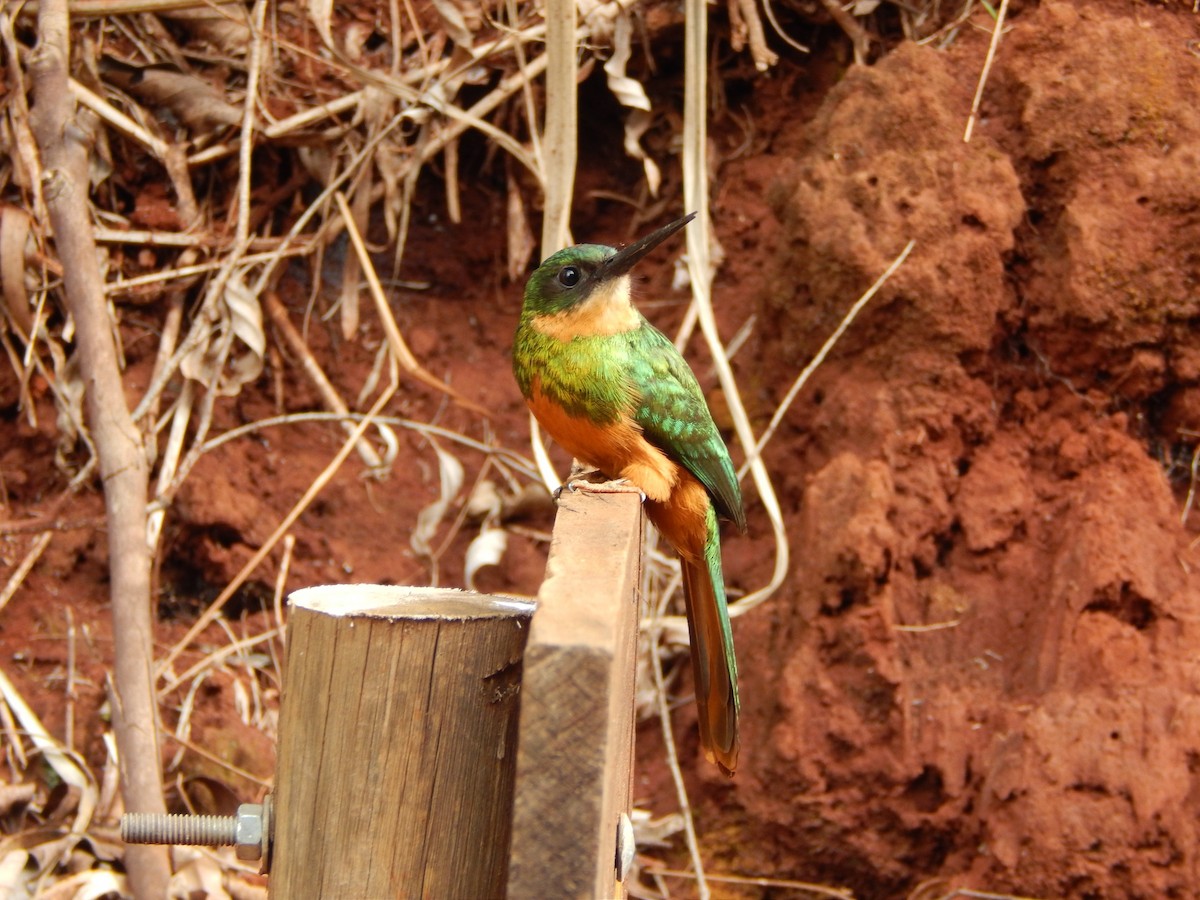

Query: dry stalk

[146,0,268,522]
[525,0,582,492]
[728,0,780,70]
[145,294,185,555]
[0,10,47,222]
[68,77,169,160]
[963,0,1010,142]
[0,531,52,614]
[187,90,365,166]
[271,533,295,664]
[200,411,539,480]
[170,733,272,789]
[650,623,709,900]
[541,0,577,253]
[263,290,387,470]
[333,190,488,417]
[740,240,916,480]
[1181,444,1200,526]
[64,606,77,751]
[915,0,982,47]
[160,626,283,698]
[19,0,243,15]
[27,2,169,895]
[643,866,856,898]
[105,247,311,295]
[681,0,788,612]
[894,618,963,632]
[0,457,97,534]
[761,0,811,54]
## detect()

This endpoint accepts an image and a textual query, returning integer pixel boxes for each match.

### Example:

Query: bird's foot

[554,471,647,503]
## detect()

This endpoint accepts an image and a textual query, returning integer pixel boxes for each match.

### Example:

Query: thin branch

[816,0,871,64]
[197,411,536,477]
[28,1,169,894]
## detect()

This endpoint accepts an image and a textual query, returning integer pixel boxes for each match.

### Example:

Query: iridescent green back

[624,322,745,531]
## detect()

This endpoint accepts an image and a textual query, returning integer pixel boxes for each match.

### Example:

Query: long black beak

[594,212,696,283]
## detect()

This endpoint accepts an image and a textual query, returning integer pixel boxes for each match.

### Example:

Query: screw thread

[121,813,237,846]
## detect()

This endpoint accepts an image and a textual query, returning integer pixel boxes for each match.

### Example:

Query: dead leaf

[161,5,253,54]
[465,526,507,589]
[339,181,371,341]
[431,0,479,50]
[464,479,502,521]
[603,14,661,196]
[306,0,335,49]
[411,440,464,560]
[102,58,241,132]
[222,271,266,393]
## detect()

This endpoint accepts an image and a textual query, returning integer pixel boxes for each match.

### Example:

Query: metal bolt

[614,811,635,882]
[121,797,271,869]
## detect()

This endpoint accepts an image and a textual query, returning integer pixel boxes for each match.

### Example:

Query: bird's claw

[555,476,647,503]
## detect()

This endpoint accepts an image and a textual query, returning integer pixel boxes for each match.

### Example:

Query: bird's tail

[679,503,740,776]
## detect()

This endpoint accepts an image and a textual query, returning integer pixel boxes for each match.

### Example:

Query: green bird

[512,213,746,775]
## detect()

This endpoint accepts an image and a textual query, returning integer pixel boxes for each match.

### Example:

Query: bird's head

[521,213,696,327]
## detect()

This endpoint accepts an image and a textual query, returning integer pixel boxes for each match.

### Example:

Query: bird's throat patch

[530,275,639,341]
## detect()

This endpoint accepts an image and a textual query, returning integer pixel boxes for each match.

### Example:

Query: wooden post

[507,490,643,899]
[270,585,534,899]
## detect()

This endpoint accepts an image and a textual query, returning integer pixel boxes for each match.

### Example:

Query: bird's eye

[558,266,581,287]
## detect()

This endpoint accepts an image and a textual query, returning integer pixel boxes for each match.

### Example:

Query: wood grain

[271,585,534,899]
[508,490,643,899]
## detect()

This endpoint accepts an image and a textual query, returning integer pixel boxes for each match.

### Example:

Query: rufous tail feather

[678,505,740,776]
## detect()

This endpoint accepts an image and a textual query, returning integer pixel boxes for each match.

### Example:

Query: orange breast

[526,382,641,475]
[526,379,711,557]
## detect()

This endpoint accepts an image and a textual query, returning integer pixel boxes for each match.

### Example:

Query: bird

[512,212,746,775]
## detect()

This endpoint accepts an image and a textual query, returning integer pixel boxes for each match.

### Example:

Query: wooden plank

[507,490,643,899]
[270,585,534,899]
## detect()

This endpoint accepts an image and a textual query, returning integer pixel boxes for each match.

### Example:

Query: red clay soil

[655,2,1200,897]
[1,0,1199,897]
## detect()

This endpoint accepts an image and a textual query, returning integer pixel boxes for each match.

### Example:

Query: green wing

[627,322,746,532]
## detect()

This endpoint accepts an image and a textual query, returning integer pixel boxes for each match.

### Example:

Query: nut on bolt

[232,802,266,861]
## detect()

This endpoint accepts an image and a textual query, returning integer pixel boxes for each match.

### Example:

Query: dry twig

[263,290,389,470]
[157,383,397,677]
[333,191,487,417]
